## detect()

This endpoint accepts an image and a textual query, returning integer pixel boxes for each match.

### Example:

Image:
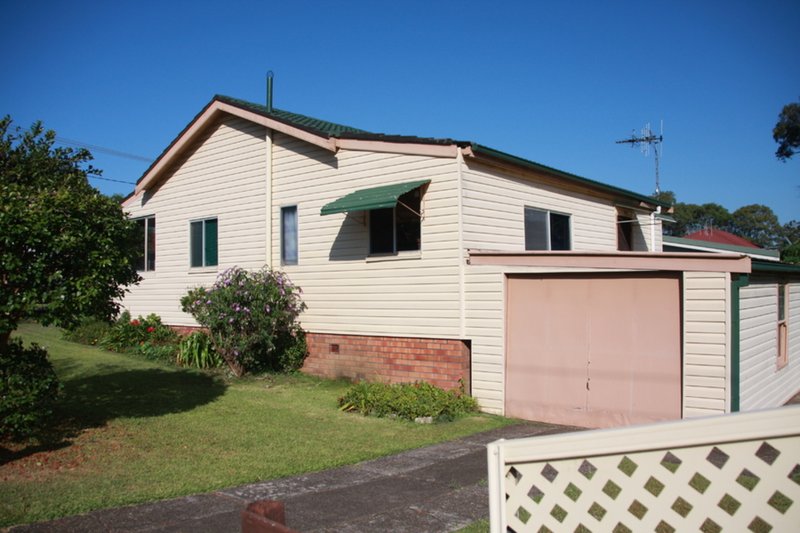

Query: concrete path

[8,422,576,533]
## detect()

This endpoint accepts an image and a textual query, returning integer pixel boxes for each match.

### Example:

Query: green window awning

[320,179,430,215]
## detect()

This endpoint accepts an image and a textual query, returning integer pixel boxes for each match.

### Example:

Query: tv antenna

[616,121,663,194]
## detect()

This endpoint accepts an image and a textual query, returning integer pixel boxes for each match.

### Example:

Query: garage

[505,272,682,428]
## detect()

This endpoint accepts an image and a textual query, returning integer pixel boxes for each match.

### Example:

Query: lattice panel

[504,436,800,532]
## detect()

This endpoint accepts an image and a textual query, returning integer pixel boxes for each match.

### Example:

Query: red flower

[130,319,140,326]
[147,326,155,333]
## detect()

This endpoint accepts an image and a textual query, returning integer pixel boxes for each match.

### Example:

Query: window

[524,207,571,250]
[617,215,635,251]
[778,283,788,368]
[135,216,156,271]
[281,206,298,265]
[369,187,422,255]
[190,218,218,268]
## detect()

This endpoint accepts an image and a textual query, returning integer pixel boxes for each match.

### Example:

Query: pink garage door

[505,273,681,428]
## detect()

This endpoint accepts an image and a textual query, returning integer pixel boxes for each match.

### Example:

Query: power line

[88,175,137,185]
[55,136,153,163]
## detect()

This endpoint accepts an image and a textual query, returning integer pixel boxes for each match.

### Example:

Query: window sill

[366,251,421,263]
[188,267,219,275]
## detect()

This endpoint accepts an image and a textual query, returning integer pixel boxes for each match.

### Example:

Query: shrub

[101,312,179,355]
[0,338,61,440]
[62,318,112,346]
[178,331,223,369]
[181,266,307,375]
[338,380,478,422]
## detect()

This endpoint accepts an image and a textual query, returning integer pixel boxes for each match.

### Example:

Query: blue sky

[3,0,798,223]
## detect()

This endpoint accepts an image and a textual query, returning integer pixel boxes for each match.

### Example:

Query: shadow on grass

[1,368,227,463]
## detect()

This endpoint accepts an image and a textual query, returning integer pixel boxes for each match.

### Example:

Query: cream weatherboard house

[121,95,799,428]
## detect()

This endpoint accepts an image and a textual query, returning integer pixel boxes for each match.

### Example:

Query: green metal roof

[320,180,430,215]
[752,259,800,275]
[215,95,369,137]
[136,95,667,210]
[663,235,781,259]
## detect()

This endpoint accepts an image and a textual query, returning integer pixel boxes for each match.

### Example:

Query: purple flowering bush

[180,266,307,376]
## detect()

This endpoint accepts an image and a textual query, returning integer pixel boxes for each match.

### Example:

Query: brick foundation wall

[303,333,471,392]
[170,325,205,336]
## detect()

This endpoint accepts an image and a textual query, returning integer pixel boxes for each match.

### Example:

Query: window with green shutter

[190,218,218,268]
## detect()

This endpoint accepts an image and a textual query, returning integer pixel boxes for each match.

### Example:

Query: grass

[1,324,514,527]
[455,519,490,533]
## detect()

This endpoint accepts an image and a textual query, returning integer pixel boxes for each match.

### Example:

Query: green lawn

[1,324,513,527]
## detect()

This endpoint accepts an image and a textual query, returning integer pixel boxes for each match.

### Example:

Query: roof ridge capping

[137,95,668,210]
[214,94,370,137]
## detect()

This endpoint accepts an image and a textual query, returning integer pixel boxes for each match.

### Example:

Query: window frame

[281,205,298,266]
[134,215,156,272]
[617,214,635,251]
[189,217,219,269]
[368,187,423,256]
[524,206,572,251]
[778,282,789,369]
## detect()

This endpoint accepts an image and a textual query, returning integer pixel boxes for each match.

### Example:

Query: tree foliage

[0,117,141,351]
[729,204,782,249]
[774,101,800,161]
[655,190,797,259]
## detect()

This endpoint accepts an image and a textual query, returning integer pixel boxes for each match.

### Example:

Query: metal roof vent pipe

[266,71,274,113]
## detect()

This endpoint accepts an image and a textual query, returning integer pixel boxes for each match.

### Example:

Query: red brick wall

[170,325,205,336]
[303,333,471,392]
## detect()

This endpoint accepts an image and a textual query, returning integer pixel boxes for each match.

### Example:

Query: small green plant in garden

[338,380,479,422]
[62,318,112,346]
[0,339,61,439]
[181,266,307,376]
[99,312,180,364]
[178,331,223,369]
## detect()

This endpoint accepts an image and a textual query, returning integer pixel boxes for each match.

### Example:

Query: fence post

[486,439,505,533]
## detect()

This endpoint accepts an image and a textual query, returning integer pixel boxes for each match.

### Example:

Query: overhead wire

[53,136,150,186]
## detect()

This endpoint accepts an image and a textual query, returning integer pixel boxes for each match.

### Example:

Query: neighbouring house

[121,94,800,428]
[664,232,800,413]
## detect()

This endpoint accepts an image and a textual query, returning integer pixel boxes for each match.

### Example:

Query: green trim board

[730,274,750,412]
[320,180,430,215]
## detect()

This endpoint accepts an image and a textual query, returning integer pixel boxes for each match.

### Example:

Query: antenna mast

[616,121,663,194]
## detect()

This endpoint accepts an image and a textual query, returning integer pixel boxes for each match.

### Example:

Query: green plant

[275,329,307,373]
[0,116,140,354]
[181,266,307,375]
[338,381,479,422]
[101,313,179,354]
[61,318,112,346]
[0,338,61,440]
[178,331,223,369]
[134,340,179,364]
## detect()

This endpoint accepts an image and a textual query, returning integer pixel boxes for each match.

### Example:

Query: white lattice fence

[487,407,800,532]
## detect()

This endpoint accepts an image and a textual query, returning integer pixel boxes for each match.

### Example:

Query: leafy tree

[782,220,800,263]
[652,190,676,206]
[730,204,782,248]
[664,200,733,237]
[0,117,141,353]
[774,101,800,161]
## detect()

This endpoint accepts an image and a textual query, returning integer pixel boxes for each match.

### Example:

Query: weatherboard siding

[739,279,800,410]
[121,116,268,325]
[460,159,664,414]
[460,160,661,252]
[270,132,463,339]
[682,271,730,418]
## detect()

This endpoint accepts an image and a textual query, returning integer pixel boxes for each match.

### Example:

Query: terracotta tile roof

[684,228,759,248]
